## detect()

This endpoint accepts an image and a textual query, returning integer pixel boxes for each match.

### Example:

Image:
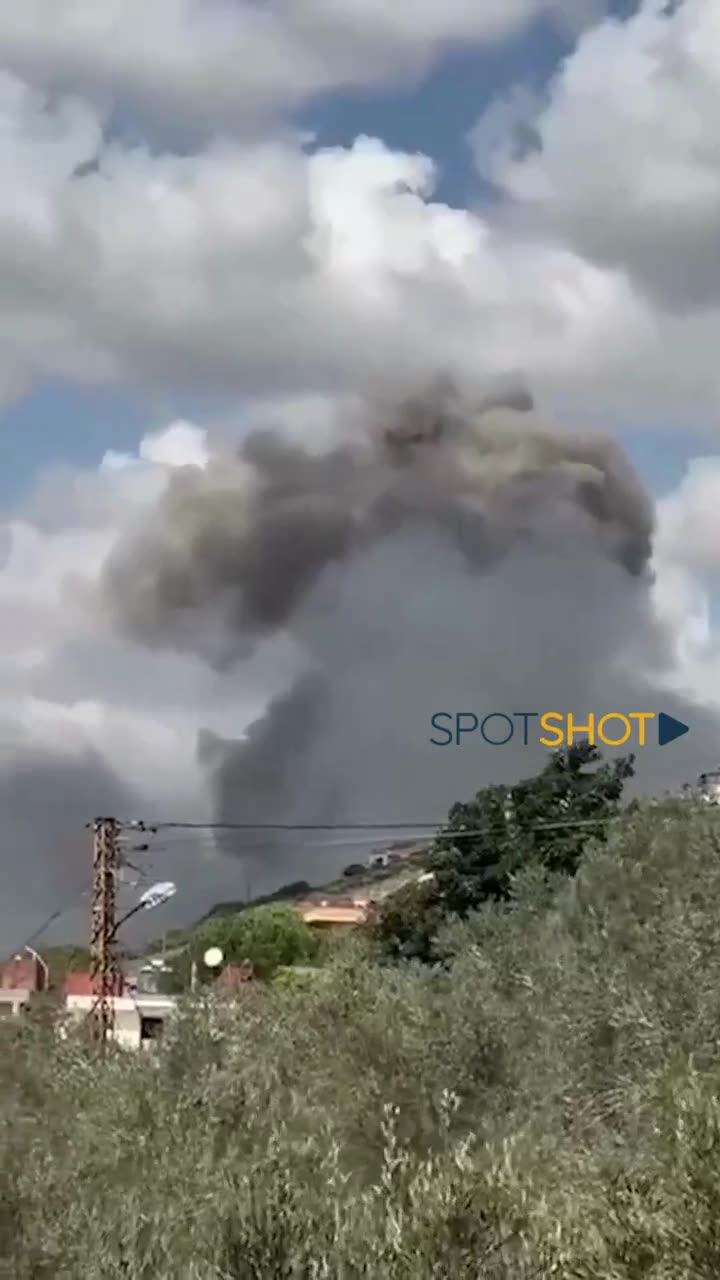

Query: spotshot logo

[430,711,690,749]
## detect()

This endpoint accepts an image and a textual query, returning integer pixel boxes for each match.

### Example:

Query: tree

[374,743,634,959]
[169,903,321,988]
[370,880,446,964]
[432,741,635,915]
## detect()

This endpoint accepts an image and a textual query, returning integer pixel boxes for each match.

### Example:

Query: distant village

[7,770,720,1049]
[0,840,431,1049]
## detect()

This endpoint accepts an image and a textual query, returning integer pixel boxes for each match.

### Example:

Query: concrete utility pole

[90,817,120,1048]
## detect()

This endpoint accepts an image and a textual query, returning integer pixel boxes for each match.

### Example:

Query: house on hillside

[697,769,720,803]
[367,841,428,870]
[297,899,371,933]
[63,972,177,1050]
[0,953,46,1016]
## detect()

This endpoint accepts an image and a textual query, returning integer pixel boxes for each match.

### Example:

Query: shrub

[4,802,720,1276]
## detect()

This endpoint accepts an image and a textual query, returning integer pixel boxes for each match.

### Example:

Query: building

[64,972,177,1050]
[697,769,720,803]
[298,899,371,932]
[367,841,428,870]
[128,958,174,994]
[0,953,46,1016]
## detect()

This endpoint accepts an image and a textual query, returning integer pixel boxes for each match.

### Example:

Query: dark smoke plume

[100,378,715,891]
[102,379,654,655]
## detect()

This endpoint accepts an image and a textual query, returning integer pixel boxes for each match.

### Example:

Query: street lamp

[12,945,49,992]
[190,945,224,992]
[109,881,177,943]
[24,945,49,991]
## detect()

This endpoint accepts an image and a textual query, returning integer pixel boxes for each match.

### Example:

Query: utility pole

[90,817,120,1048]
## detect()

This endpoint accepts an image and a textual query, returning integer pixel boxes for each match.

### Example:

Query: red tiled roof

[64,972,125,996]
[299,903,369,926]
[0,956,42,992]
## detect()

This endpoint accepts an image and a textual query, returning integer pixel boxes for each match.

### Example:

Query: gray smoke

[100,378,718,891]
[103,379,654,654]
[0,737,142,954]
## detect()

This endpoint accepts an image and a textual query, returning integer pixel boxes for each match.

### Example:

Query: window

[140,1015,164,1042]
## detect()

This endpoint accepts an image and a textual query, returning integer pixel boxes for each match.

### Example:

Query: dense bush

[165,902,321,990]
[373,742,635,959]
[4,801,720,1277]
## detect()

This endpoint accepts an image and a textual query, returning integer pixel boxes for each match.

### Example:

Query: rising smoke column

[101,378,655,650]
[101,379,719,889]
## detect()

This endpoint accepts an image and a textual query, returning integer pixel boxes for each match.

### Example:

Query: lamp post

[108,881,178,944]
[11,945,49,995]
[24,945,48,992]
[93,880,177,1049]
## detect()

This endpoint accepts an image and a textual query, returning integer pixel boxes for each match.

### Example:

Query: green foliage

[370,880,447,963]
[6,801,720,1276]
[433,741,634,910]
[169,902,321,988]
[41,944,92,989]
[272,965,329,993]
[374,742,634,960]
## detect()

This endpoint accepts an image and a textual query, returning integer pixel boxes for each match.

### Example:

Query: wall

[0,988,31,1015]
[0,955,42,993]
[64,993,177,1050]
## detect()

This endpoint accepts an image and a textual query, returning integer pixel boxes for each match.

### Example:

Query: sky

[2,0,720,949]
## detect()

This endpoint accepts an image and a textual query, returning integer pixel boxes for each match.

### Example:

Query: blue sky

[3,0,720,945]
[0,0,694,507]
[301,19,567,207]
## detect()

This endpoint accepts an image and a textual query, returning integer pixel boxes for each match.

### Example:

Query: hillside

[9,802,720,1276]
[144,844,431,955]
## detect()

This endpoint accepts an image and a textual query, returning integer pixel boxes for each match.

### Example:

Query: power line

[5,873,156,968]
[124,814,617,834]
[129,816,624,834]
[20,906,80,953]
[7,803,694,968]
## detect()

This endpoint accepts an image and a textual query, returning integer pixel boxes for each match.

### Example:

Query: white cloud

[0,74,677,419]
[656,458,720,571]
[0,420,314,943]
[1,27,720,427]
[6,0,720,942]
[475,0,720,309]
[0,423,279,809]
[648,455,720,703]
[0,0,591,130]
[0,2,717,426]
[1,410,717,950]
[115,420,210,470]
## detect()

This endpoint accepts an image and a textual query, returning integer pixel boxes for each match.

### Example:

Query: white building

[697,769,720,803]
[64,988,178,1050]
[0,953,46,1015]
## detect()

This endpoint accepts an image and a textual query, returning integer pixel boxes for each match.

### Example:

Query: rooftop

[298,902,370,927]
